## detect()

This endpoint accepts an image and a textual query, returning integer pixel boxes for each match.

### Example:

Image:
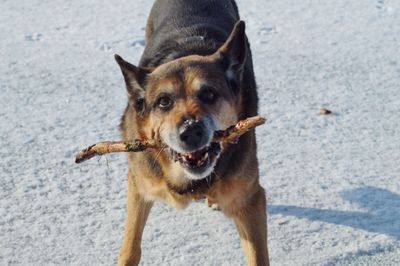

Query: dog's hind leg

[231,185,270,266]
[118,172,153,266]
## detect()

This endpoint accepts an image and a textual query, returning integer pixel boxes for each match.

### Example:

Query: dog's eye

[156,95,173,110]
[198,88,219,104]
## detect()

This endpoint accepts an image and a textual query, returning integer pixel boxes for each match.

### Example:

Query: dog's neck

[166,173,217,195]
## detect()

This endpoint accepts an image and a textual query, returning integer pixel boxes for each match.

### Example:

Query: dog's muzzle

[165,118,222,180]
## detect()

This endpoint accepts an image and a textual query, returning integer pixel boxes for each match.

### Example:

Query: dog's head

[116,21,246,180]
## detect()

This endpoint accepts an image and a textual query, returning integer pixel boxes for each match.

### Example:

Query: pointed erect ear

[114,54,152,99]
[115,54,153,116]
[213,21,247,93]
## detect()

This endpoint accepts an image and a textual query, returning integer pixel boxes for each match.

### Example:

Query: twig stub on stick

[75,116,266,164]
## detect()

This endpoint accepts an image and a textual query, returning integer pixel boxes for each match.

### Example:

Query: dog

[115,0,269,265]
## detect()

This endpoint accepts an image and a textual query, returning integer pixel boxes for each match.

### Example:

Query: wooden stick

[75,116,266,164]
[212,116,266,144]
[75,140,159,164]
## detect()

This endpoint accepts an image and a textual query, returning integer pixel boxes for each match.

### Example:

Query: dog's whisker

[206,175,211,187]
[212,170,222,182]
[150,144,167,169]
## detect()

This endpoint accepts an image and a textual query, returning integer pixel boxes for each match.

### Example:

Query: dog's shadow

[269,186,400,239]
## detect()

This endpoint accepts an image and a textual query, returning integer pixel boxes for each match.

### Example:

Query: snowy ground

[1,0,400,265]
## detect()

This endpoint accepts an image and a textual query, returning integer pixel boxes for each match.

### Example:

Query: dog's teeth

[194,152,208,166]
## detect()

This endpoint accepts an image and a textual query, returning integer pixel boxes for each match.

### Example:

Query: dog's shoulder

[148,0,239,29]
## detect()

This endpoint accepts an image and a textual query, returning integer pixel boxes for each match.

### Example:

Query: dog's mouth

[168,142,221,176]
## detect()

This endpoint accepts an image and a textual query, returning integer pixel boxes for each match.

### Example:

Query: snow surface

[1,0,400,265]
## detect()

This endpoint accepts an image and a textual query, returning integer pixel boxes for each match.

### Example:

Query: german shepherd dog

[115,0,269,265]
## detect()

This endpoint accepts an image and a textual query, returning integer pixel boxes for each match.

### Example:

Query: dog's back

[141,0,240,67]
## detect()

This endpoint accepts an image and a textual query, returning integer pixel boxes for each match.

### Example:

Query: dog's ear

[213,21,247,94]
[115,54,151,96]
[115,54,152,115]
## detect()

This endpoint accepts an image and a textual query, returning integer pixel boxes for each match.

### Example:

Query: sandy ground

[1,0,400,265]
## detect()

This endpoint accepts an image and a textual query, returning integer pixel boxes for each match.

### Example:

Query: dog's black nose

[179,120,207,150]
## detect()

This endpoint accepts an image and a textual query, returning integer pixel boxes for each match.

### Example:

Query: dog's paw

[205,198,220,211]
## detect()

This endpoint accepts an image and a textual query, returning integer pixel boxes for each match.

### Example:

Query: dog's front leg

[232,186,270,266]
[118,173,153,266]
